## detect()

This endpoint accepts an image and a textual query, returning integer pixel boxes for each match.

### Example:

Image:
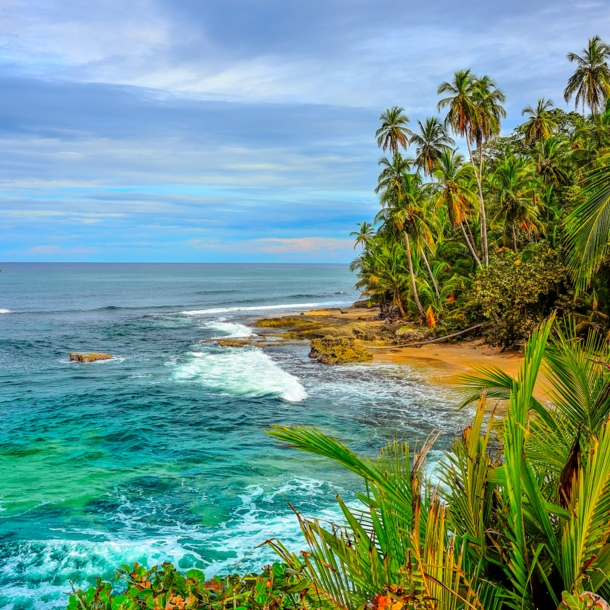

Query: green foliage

[465,246,567,346]
[67,561,322,610]
[352,36,610,342]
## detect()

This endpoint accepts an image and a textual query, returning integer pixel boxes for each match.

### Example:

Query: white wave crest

[202,320,253,338]
[0,309,12,314]
[181,301,344,315]
[173,348,307,402]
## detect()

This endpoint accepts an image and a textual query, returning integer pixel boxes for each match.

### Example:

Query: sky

[1,0,609,263]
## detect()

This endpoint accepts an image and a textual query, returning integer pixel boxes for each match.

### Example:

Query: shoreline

[245,305,524,389]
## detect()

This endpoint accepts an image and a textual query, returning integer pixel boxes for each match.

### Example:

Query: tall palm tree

[409,117,454,177]
[376,173,431,322]
[491,156,542,251]
[470,75,507,265]
[521,98,557,143]
[534,136,570,187]
[564,35,610,115]
[375,107,412,155]
[433,149,482,267]
[375,153,411,196]
[350,221,374,249]
[438,71,505,265]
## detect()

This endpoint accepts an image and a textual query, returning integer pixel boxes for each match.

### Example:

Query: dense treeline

[351,36,610,347]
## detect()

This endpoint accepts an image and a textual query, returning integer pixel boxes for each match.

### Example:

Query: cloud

[253,237,353,254]
[0,1,608,261]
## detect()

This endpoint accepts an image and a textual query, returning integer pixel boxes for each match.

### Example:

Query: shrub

[466,244,567,347]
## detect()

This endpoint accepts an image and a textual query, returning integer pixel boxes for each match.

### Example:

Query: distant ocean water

[0,263,469,609]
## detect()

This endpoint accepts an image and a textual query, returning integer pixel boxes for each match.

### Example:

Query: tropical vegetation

[68,37,610,610]
[351,36,610,348]
[70,316,610,609]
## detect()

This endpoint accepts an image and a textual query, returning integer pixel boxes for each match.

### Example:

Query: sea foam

[202,320,253,338]
[181,301,343,315]
[0,309,12,314]
[173,348,308,402]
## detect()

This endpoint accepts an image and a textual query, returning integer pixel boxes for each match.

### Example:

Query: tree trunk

[394,289,406,318]
[466,137,489,266]
[403,231,426,323]
[421,249,441,300]
[460,221,483,268]
[512,222,518,252]
[477,142,489,265]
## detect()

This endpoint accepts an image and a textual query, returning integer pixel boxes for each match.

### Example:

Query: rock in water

[70,353,112,363]
[308,336,372,365]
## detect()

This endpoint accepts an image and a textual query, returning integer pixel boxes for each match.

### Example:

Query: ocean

[0,263,469,609]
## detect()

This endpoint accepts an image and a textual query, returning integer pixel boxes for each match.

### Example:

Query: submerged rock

[308,336,373,365]
[70,352,112,363]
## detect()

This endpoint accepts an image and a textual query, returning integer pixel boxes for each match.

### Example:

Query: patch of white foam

[181,301,344,315]
[173,348,307,402]
[0,309,12,314]
[202,320,253,338]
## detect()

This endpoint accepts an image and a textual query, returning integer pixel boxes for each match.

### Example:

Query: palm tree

[534,135,570,187]
[375,173,430,322]
[350,221,374,249]
[437,69,477,141]
[409,117,454,177]
[375,153,411,196]
[563,152,610,290]
[433,150,482,267]
[375,107,412,155]
[564,35,610,115]
[470,75,507,265]
[491,155,542,251]
[438,71,505,265]
[521,98,557,143]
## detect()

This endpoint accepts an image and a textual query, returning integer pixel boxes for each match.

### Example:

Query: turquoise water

[0,264,467,608]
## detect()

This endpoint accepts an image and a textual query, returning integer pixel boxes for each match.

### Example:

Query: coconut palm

[433,149,482,267]
[437,69,478,141]
[564,35,610,115]
[409,117,454,177]
[491,155,543,251]
[535,135,571,187]
[563,152,610,290]
[350,221,374,249]
[375,173,431,322]
[470,75,507,265]
[375,107,412,155]
[374,153,411,196]
[521,98,557,143]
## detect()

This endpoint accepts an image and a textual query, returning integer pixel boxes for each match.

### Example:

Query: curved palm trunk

[466,137,489,266]
[477,143,490,265]
[512,222,518,252]
[460,221,483,268]
[421,249,441,300]
[403,231,426,323]
[394,289,407,318]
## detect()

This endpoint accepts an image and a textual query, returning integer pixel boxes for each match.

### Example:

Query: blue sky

[1,0,609,262]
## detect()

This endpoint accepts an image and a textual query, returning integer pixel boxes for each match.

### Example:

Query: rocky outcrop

[309,336,373,365]
[70,353,112,363]
[352,299,370,308]
[394,326,435,344]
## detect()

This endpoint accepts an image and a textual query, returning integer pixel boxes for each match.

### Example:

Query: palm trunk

[466,137,489,266]
[460,221,482,268]
[512,223,517,252]
[403,231,426,323]
[421,249,440,300]
[477,142,489,265]
[394,289,406,318]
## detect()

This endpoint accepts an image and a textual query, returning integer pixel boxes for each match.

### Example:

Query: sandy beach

[251,305,524,388]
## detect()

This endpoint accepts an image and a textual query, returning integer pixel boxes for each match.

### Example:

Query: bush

[466,245,567,347]
[67,561,324,610]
